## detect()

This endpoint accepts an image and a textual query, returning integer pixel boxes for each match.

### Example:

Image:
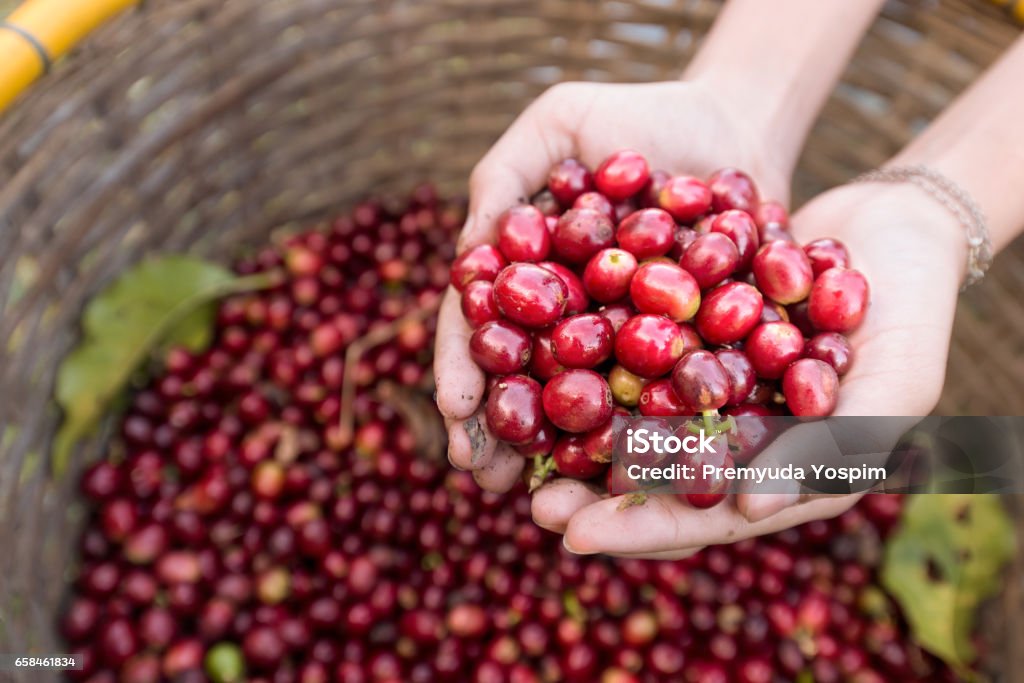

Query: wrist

[888,38,1024,254]
[684,0,886,184]
[891,182,967,277]
[845,182,968,290]
[684,72,802,180]
[892,143,1021,257]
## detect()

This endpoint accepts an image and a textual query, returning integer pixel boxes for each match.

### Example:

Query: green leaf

[79,255,234,349]
[53,256,276,475]
[882,495,1015,679]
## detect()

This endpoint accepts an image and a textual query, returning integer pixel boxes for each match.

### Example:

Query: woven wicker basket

[1,0,1023,679]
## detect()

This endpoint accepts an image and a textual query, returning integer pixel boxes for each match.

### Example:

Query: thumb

[457,90,577,253]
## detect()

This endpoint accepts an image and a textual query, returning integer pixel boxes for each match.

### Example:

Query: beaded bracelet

[850,165,992,289]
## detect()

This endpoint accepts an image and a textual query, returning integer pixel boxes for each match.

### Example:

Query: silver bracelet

[850,165,992,289]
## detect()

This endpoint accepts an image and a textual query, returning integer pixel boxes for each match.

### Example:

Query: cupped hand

[535,181,966,558]
[435,80,791,492]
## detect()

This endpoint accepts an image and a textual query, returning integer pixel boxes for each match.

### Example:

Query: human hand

[434,79,792,492]
[533,181,965,558]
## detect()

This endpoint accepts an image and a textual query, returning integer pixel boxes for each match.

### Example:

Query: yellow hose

[990,0,1024,22]
[0,0,138,114]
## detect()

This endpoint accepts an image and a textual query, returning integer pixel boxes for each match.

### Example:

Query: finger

[734,361,924,522]
[577,540,705,561]
[472,444,526,493]
[563,493,857,555]
[457,86,580,253]
[531,477,604,533]
[734,421,865,522]
[434,287,485,421]
[447,413,497,471]
[735,416,913,522]
[790,196,955,417]
[739,484,869,525]
[438,87,582,421]
[736,478,802,524]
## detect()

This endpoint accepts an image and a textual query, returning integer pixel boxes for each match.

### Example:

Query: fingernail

[612,547,703,560]
[446,443,465,472]
[562,536,596,556]
[534,521,564,534]
[741,480,800,523]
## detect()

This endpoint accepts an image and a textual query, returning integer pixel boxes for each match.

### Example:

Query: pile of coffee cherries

[62,188,461,683]
[60,187,951,683]
[452,151,869,502]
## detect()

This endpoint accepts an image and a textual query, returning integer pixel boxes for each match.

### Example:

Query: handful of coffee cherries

[450,151,868,506]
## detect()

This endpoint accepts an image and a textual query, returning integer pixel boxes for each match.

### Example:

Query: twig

[337,297,442,444]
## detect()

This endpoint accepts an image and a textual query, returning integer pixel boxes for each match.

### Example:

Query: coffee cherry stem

[338,298,442,444]
[701,410,718,436]
[683,414,733,438]
[716,415,736,437]
[529,454,557,492]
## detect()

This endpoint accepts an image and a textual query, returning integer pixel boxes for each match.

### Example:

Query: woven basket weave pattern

[0,0,1021,674]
